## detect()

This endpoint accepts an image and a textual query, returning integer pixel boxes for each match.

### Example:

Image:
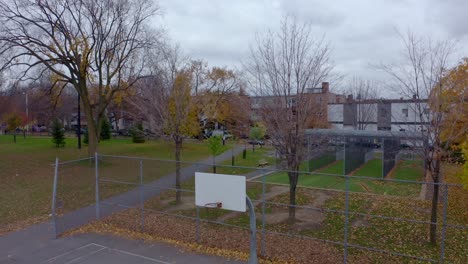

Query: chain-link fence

[51,153,467,263]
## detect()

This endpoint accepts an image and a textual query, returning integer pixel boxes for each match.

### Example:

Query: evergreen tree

[100,118,111,140]
[51,119,65,148]
[131,122,145,143]
[83,128,89,145]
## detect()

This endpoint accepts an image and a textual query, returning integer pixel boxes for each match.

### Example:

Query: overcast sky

[155,0,468,95]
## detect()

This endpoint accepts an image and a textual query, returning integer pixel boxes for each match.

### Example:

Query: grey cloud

[278,0,346,27]
[426,0,468,37]
[156,0,467,91]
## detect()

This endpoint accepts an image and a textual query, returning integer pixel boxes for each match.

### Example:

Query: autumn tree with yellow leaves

[437,58,468,146]
[382,32,466,245]
[166,70,199,202]
[189,62,249,137]
[0,0,160,157]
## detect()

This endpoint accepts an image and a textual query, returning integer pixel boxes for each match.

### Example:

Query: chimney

[412,94,417,100]
[321,82,329,94]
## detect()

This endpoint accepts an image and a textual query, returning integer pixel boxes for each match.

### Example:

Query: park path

[0,145,245,264]
[56,144,245,234]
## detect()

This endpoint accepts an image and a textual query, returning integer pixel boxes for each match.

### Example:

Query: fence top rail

[54,157,93,166]
[96,154,463,187]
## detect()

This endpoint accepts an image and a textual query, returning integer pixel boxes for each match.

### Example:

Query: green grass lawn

[391,159,424,181]
[215,146,275,175]
[264,159,423,196]
[352,159,382,178]
[0,135,225,233]
[308,154,336,171]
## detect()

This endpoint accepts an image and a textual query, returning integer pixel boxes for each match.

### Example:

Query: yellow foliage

[436,58,468,144]
[165,71,199,137]
[462,141,468,189]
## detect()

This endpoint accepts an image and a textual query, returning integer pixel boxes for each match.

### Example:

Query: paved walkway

[0,146,245,264]
[55,145,244,234]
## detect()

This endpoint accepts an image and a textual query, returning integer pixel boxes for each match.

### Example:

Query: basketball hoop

[204,202,222,209]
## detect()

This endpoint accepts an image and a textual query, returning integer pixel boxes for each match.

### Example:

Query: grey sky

[155,0,468,93]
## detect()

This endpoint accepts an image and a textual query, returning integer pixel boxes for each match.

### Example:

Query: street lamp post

[23,92,29,134]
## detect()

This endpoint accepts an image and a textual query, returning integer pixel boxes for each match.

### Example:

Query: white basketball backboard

[195,172,246,212]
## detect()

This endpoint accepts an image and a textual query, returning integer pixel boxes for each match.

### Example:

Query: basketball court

[41,243,171,264]
[0,225,242,264]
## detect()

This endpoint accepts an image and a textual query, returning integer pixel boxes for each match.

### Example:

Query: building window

[287,98,296,108]
[402,108,408,117]
[378,127,391,131]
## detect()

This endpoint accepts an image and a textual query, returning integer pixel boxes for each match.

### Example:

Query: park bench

[258,159,269,167]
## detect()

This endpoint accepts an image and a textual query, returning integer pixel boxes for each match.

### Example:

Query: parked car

[118,129,131,136]
[248,139,265,145]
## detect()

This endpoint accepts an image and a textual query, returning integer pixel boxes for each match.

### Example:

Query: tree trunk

[429,158,441,245]
[212,156,216,173]
[13,132,16,143]
[288,170,299,224]
[175,138,182,203]
[82,102,98,157]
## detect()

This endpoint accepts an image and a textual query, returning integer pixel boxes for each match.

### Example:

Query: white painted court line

[90,243,171,264]
[40,243,105,263]
[63,247,106,264]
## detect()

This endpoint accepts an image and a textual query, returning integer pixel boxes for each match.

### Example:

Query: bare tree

[381,31,465,244]
[130,44,199,203]
[245,17,333,222]
[343,77,379,130]
[0,0,159,156]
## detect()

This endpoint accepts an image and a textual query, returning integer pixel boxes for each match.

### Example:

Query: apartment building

[250,82,345,128]
[328,95,429,132]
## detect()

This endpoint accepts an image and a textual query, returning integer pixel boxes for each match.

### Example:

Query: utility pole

[77,93,81,149]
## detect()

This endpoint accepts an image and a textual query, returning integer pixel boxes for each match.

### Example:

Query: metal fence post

[51,157,59,238]
[195,164,200,243]
[196,206,201,243]
[381,137,384,178]
[439,184,449,263]
[246,196,258,264]
[343,136,346,175]
[344,175,350,263]
[139,160,144,232]
[261,168,266,257]
[307,136,311,172]
[95,152,100,220]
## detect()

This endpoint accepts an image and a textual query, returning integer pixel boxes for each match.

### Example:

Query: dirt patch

[218,186,289,222]
[263,209,325,229]
[160,196,195,212]
[310,191,332,207]
[358,182,372,193]
[351,218,369,227]
[264,190,332,230]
